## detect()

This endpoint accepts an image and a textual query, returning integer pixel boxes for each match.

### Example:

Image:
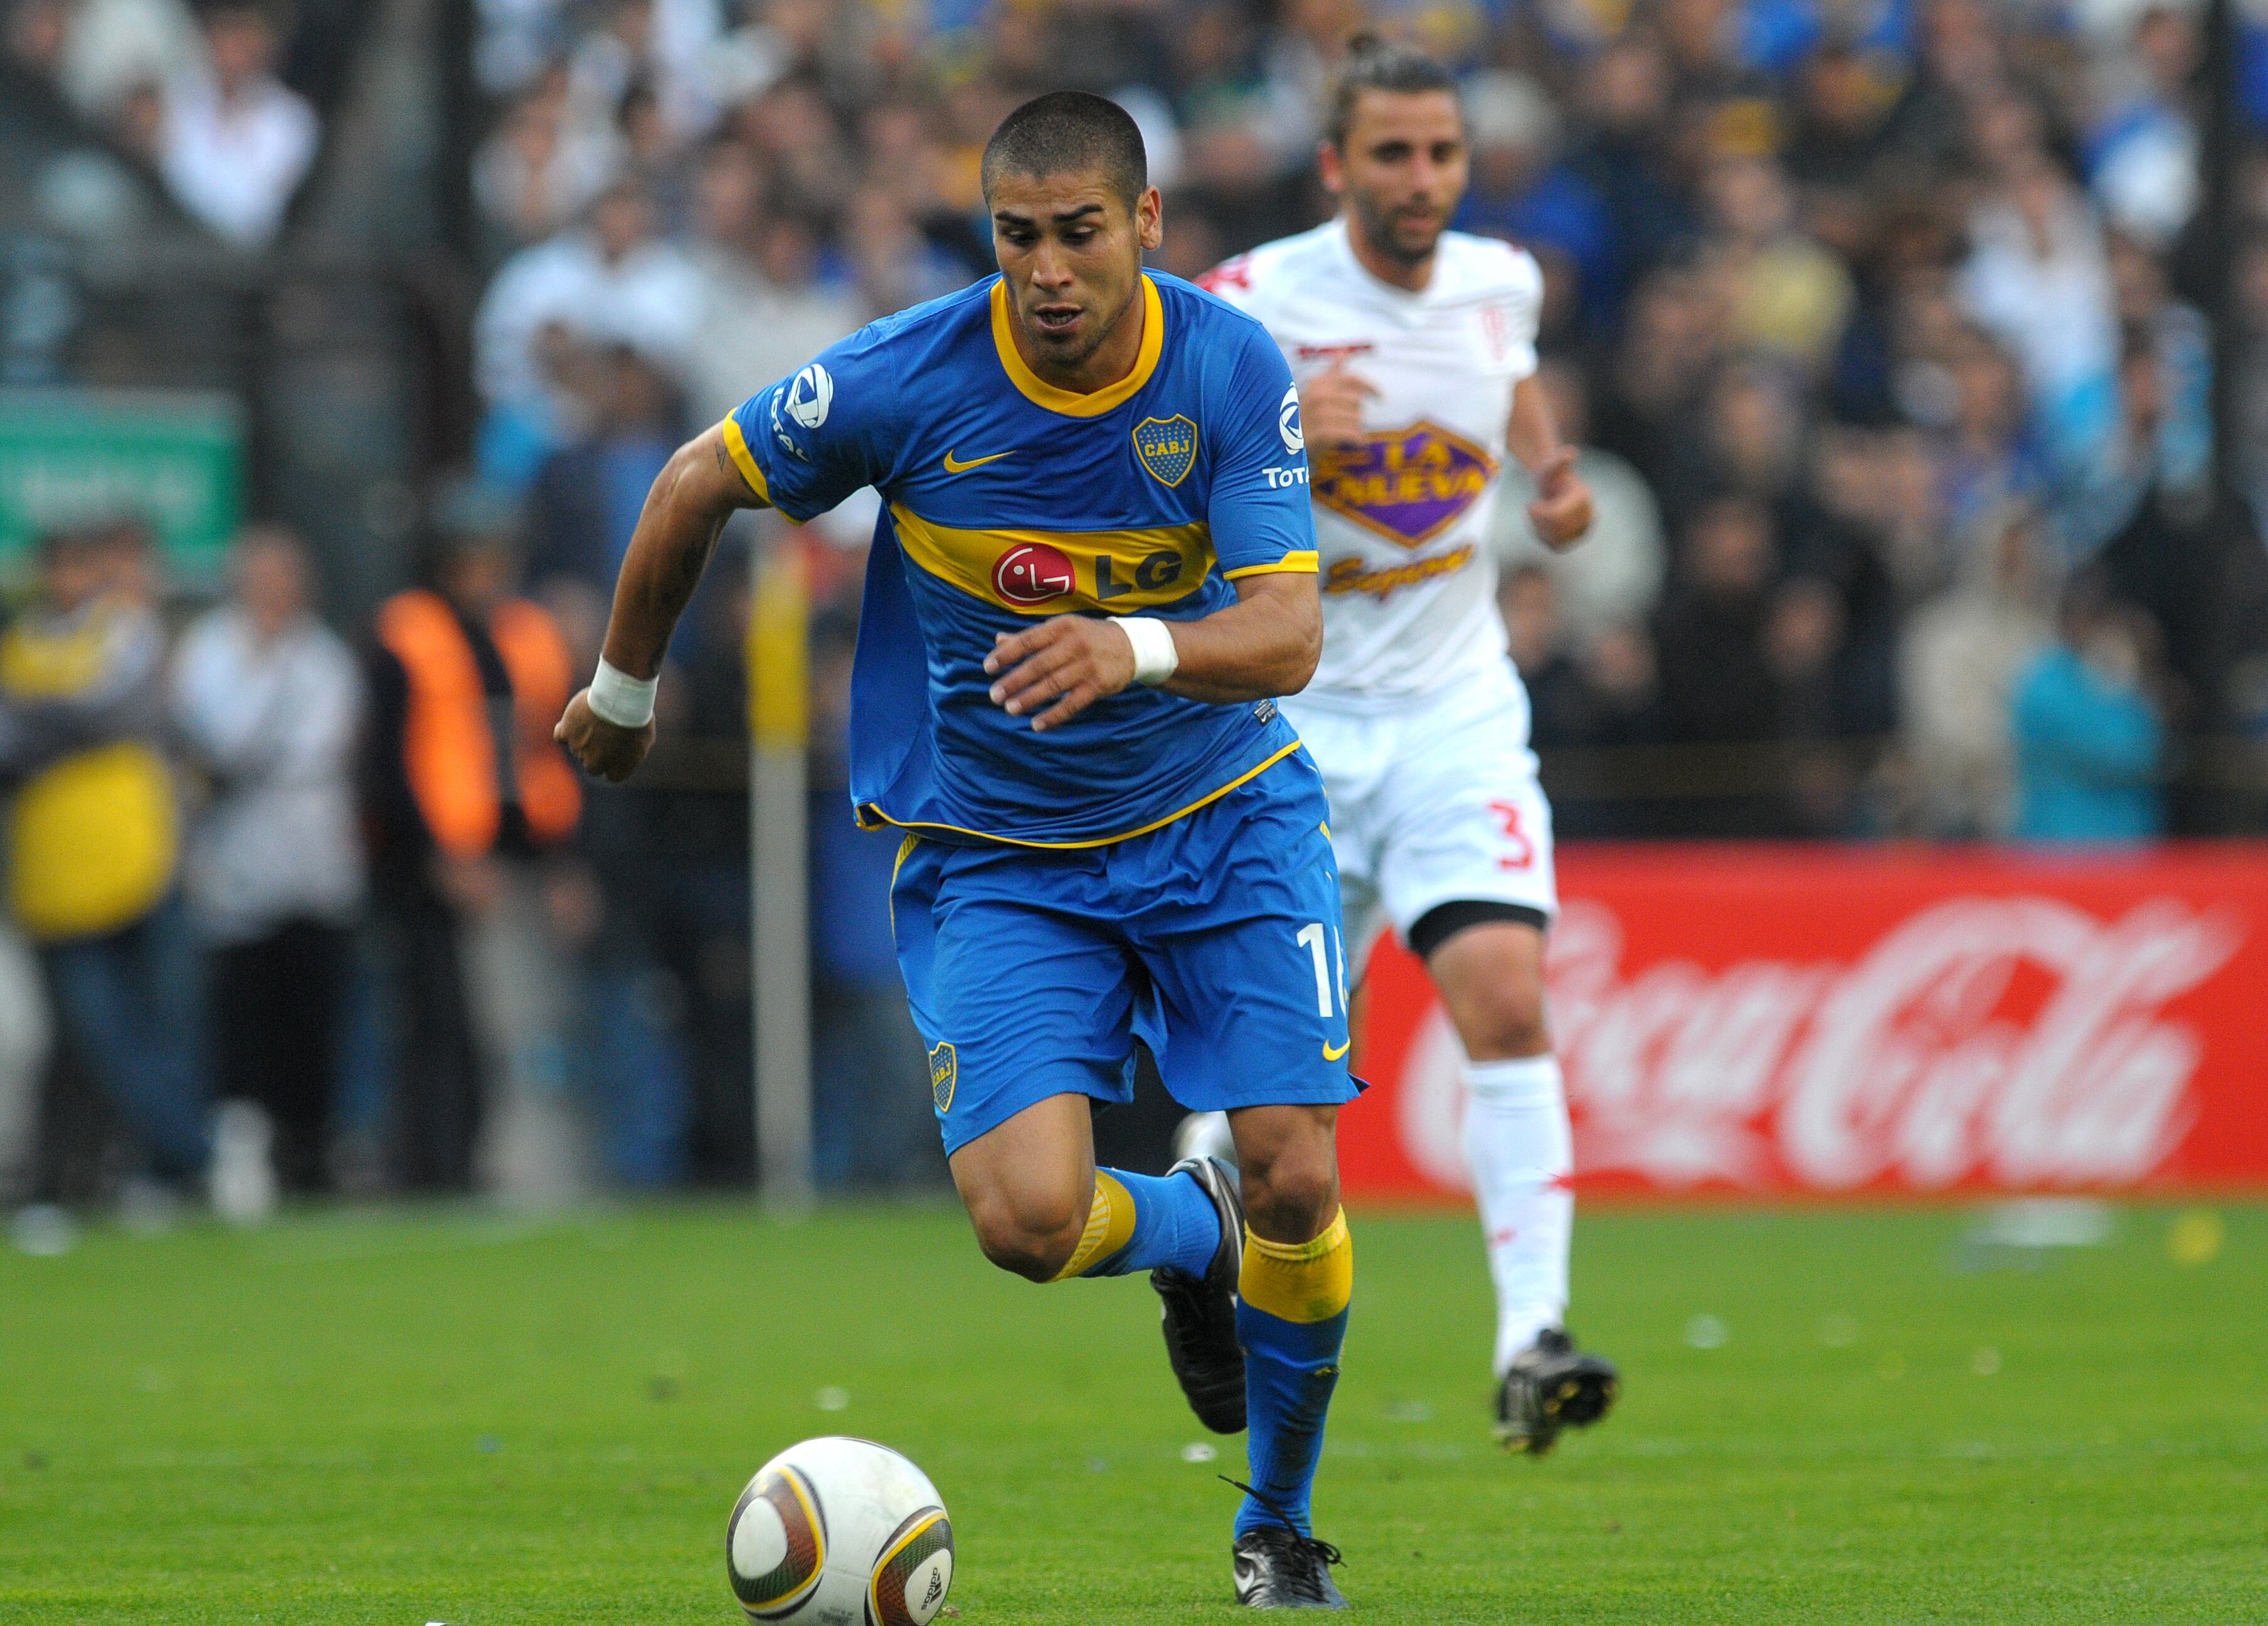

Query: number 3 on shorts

[1489,798,1535,871]
[1296,921,1349,1018]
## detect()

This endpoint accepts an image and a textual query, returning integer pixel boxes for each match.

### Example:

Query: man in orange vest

[365,504,581,1192]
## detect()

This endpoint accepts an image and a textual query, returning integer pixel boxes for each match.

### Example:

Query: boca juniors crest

[1315,420,1497,547]
[928,1042,957,1112]
[1132,416,1199,487]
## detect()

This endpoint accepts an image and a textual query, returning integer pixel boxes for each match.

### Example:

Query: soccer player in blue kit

[556,93,1357,1608]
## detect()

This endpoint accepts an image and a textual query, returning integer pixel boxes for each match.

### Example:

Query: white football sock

[1461,1054,1573,1377]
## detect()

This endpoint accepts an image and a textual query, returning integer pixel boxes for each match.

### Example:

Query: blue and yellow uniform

[726,271,1358,1152]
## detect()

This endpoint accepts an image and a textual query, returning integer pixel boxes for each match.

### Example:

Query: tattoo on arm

[669,519,722,608]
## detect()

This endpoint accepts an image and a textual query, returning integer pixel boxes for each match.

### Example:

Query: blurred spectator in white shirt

[2085,6,2198,250]
[43,0,201,122]
[1957,103,2120,473]
[681,141,862,427]
[474,181,702,482]
[171,526,364,1194]
[1899,503,2055,836]
[474,67,623,251]
[159,0,317,249]
[564,0,719,153]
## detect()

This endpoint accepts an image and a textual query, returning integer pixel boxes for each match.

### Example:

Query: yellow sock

[1239,1208,1353,1324]
[1049,1171,1138,1282]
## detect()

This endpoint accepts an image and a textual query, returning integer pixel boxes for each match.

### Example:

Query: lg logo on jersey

[992,543,1185,607]
[994,543,1076,605]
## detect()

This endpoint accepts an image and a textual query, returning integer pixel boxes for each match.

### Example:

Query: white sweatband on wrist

[586,657,658,728]
[1117,616,1180,686]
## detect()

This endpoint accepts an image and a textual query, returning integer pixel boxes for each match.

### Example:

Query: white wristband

[586,657,658,728]
[1117,616,1180,686]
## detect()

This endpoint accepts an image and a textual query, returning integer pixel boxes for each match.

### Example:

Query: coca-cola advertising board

[1343,845,2268,1200]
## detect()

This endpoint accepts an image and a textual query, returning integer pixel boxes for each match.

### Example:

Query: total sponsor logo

[1394,894,2244,1194]
[1277,383,1303,454]
[785,363,832,428]
[766,363,834,462]
[766,395,808,462]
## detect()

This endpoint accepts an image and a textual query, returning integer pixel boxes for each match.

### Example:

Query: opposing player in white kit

[1196,35,1618,1452]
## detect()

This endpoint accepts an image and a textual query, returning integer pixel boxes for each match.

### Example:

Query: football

[725,1437,954,1626]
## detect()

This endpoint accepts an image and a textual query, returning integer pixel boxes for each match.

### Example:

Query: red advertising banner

[1342,844,2268,1200]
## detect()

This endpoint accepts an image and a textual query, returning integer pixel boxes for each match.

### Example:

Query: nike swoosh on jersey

[942,448,1014,474]
[1323,1038,1351,1061]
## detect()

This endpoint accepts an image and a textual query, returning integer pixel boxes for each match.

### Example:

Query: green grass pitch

[3,1201,2262,1623]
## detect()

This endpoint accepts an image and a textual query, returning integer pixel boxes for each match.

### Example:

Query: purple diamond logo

[1314,420,1498,548]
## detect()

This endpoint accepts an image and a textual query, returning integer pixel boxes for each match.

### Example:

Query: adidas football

[726,1436,954,1626]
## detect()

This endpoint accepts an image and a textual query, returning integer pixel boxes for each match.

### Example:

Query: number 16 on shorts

[1297,920,1353,1061]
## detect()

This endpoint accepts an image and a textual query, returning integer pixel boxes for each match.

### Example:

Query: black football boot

[1152,1155,1246,1434]
[1232,1526,1349,1610]
[1495,1326,1619,1454]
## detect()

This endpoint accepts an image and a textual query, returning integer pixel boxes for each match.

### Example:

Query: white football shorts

[1281,658,1557,980]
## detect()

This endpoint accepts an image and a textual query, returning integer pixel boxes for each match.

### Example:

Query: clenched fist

[984,614,1143,732]
[1525,446,1594,550]
[554,689,657,783]
[1298,357,1379,452]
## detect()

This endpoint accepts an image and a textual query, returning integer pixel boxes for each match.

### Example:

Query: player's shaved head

[985,90,1163,393]
[981,90,1148,211]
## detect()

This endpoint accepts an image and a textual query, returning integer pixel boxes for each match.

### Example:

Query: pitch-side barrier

[1341,843,2268,1200]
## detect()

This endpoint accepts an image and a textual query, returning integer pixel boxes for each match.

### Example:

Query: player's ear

[1135,185,1163,252]
[1317,139,1344,198]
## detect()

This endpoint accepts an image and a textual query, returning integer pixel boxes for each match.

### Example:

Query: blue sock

[1234,1211,1353,1538]
[1061,1167,1221,1280]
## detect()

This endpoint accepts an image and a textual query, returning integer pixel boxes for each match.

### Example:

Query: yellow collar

[989,274,1163,417]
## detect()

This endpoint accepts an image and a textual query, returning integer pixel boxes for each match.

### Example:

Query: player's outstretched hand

[554,689,657,783]
[985,616,1138,733]
[1526,446,1594,550]
[1299,357,1378,450]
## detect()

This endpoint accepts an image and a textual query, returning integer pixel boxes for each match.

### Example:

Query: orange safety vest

[374,589,581,858]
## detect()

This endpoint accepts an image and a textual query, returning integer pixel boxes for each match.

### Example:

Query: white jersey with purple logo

[1201,218,1543,703]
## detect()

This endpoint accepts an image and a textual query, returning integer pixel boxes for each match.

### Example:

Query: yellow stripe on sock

[1239,1209,1353,1324]
[1051,1171,1138,1282]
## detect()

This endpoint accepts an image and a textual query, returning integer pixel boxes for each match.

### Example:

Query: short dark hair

[980,90,1148,210]
[1327,33,1460,149]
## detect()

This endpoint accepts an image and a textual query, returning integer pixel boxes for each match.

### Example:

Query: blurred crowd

[0,511,796,1225]
[6,0,322,247]
[8,0,2268,1214]
[450,0,2268,847]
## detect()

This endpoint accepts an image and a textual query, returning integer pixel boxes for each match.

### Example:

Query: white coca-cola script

[1394,895,2244,1193]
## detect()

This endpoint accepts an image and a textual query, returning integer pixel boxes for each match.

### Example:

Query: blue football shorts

[889,750,1360,1156]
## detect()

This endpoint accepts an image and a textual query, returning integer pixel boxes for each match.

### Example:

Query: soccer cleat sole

[1496,1365,1619,1454]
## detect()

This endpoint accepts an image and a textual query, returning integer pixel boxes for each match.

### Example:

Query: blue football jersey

[724,272,1318,847]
